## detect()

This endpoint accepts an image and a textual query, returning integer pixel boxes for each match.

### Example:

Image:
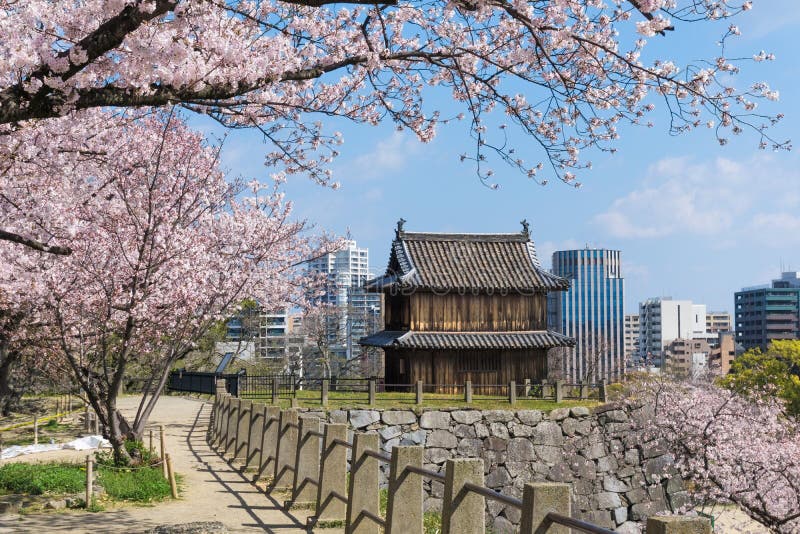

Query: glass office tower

[550,249,625,382]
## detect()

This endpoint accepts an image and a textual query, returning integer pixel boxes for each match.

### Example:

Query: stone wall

[297,404,683,533]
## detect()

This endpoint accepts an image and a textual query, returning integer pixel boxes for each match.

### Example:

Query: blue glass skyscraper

[550,249,625,382]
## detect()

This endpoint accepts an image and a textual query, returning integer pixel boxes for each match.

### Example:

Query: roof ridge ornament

[396,217,407,238]
[520,219,530,238]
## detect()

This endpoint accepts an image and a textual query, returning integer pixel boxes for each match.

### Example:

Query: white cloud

[594,155,796,245]
[750,213,800,246]
[347,132,422,181]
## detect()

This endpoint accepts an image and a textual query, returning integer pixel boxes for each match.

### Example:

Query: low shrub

[0,463,84,495]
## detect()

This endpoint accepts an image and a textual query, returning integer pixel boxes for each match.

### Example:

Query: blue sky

[195,1,799,314]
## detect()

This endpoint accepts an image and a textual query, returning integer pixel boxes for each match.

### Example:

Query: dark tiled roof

[359,330,575,350]
[366,230,568,292]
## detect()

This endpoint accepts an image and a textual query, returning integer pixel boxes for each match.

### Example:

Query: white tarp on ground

[0,435,111,460]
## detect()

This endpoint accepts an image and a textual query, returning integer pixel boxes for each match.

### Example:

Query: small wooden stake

[166,453,178,499]
[160,425,168,478]
[85,455,93,508]
[33,416,38,445]
[149,429,154,455]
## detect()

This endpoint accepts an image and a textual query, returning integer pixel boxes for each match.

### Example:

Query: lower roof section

[359,330,575,350]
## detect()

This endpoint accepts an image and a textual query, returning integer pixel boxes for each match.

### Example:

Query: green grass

[240,390,598,412]
[97,467,172,502]
[0,458,174,504]
[0,463,85,496]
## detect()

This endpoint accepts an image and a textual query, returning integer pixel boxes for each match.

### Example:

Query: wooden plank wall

[383,292,547,332]
[385,349,548,389]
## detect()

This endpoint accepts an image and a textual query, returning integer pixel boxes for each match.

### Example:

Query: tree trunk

[0,345,21,417]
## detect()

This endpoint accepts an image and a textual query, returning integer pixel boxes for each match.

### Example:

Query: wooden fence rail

[207,380,709,534]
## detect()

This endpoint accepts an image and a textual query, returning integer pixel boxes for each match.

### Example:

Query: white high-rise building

[638,297,707,367]
[308,240,382,360]
[624,314,640,364]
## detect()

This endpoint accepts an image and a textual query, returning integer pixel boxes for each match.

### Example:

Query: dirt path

[0,395,337,533]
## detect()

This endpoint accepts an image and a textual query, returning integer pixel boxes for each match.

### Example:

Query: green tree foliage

[720,340,800,416]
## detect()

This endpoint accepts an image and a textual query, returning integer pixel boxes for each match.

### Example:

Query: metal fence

[167,370,241,396]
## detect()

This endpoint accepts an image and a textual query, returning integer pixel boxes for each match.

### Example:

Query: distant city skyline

[193,0,798,316]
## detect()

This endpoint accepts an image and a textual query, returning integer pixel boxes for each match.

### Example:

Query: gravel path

[0,395,335,533]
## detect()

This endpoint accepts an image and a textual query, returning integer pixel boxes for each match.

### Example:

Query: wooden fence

[233,374,609,406]
[208,380,710,534]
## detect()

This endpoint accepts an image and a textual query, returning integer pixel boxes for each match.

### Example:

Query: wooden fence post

[246,402,265,472]
[92,411,99,435]
[292,416,321,504]
[346,432,381,534]
[84,405,90,433]
[509,381,517,405]
[160,424,168,478]
[259,405,281,481]
[442,458,484,534]
[273,409,298,489]
[519,482,571,534]
[415,381,423,405]
[166,453,179,499]
[85,455,93,508]
[464,381,472,404]
[33,416,38,445]
[386,446,424,534]
[316,423,348,522]
[580,380,588,399]
[368,378,376,406]
[555,380,564,403]
[321,379,329,407]
[646,516,712,534]
[599,379,608,402]
[524,378,531,397]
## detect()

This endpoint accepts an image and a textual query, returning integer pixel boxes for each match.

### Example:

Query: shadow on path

[184,403,309,533]
[0,397,318,533]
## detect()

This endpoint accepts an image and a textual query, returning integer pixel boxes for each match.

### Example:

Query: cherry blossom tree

[0,110,324,462]
[0,0,788,208]
[630,377,800,533]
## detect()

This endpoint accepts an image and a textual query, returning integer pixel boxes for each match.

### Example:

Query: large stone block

[382,410,418,425]
[402,429,427,445]
[425,447,452,464]
[507,438,536,462]
[454,424,477,438]
[603,475,630,493]
[379,425,402,440]
[596,491,622,510]
[508,421,534,437]
[428,429,458,448]
[350,410,380,429]
[516,410,543,425]
[532,421,564,446]
[485,466,512,488]
[535,444,563,464]
[549,408,571,421]
[452,410,483,425]
[483,410,515,423]
[457,438,484,457]
[489,422,510,439]
[420,411,452,429]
